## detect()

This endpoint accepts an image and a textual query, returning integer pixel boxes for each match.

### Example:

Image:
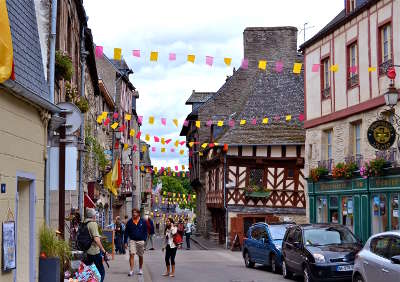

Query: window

[251,227,261,240]
[317,197,328,223]
[371,194,388,234]
[389,237,400,258]
[391,194,399,230]
[285,228,296,243]
[304,227,357,246]
[249,168,264,190]
[215,168,220,191]
[325,130,333,160]
[380,24,392,63]
[349,0,356,12]
[321,58,330,98]
[293,228,302,244]
[347,42,358,87]
[370,236,391,258]
[259,228,269,241]
[286,169,295,179]
[353,123,361,156]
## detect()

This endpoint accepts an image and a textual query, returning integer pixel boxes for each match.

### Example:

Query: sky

[83,0,344,169]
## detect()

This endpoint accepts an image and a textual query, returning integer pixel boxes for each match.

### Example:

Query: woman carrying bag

[162,218,181,277]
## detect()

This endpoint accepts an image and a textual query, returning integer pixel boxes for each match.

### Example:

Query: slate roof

[5,0,49,99]
[185,91,215,104]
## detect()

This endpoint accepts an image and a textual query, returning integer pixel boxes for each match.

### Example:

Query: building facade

[182,27,308,245]
[301,0,400,242]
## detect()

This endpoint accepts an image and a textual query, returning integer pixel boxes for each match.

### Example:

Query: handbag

[173,233,183,245]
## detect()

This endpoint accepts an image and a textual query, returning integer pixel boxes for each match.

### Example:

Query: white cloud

[83,0,345,168]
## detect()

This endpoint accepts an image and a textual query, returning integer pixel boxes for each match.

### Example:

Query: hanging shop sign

[367,120,396,151]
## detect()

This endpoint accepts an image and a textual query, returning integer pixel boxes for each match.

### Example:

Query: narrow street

[106,237,288,282]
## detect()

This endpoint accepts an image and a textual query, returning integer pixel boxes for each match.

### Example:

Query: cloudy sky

[83,0,344,169]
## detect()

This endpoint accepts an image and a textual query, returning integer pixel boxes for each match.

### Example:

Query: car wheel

[303,266,313,282]
[244,251,255,268]
[282,260,292,279]
[270,254,278,274]
[353,274,364,282]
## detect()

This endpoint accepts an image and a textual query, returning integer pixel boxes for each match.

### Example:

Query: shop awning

[84,194,96,209]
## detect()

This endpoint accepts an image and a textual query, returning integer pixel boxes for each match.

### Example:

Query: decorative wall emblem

[367,120,396,150]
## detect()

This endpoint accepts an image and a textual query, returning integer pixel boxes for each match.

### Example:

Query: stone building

[0,1,60,281]
[181,27,307,245]
[139,140,153,213]
[300,0,400,242]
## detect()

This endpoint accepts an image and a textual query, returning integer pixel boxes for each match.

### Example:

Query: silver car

[353,230,400,282]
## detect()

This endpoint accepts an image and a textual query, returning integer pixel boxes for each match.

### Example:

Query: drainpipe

[78,26,87,217]
[45,0,58,225]
[223,153,228,249]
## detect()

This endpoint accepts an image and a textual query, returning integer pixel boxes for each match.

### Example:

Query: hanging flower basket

[55,50,73,81]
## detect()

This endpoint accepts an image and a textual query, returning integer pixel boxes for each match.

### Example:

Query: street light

[384,67,398,107]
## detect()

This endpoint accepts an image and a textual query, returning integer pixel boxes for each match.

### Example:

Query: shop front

[308,175,400,242]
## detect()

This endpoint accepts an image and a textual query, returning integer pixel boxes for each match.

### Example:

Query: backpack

[77,222,93,251]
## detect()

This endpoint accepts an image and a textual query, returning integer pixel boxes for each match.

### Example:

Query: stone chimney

[243,26,299,69]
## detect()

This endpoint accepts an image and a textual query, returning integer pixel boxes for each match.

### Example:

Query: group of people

[79,207,194,281]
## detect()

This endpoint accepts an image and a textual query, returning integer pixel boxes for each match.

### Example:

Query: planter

[245,191,271,198]
[39,257,60,282]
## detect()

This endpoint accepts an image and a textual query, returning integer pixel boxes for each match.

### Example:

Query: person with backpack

[114,216,124,254]
[162,218,179,277]
[184,219,193,250]
[144,215,155,250]
[79,208,108,282]
[124,208,147,276]
[177,220,185,249]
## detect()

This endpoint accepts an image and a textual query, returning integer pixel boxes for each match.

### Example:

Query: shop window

[391,193,399,230]
[371,194,389,234]
[342,196,354,231]
[317,197,328,223]
[329,196,339,224]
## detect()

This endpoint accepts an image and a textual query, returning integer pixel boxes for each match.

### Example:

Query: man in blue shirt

[124,208,147,276]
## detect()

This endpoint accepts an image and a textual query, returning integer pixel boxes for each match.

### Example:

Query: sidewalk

[104,253,152,282]
[190,234,226,250]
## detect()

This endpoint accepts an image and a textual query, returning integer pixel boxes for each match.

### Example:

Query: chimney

[243,26,299,69]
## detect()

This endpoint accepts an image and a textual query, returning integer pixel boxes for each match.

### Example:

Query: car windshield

[269,225,287,240]
[304,227,357,246]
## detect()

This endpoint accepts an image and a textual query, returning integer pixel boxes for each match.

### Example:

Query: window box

[245,191,271,198]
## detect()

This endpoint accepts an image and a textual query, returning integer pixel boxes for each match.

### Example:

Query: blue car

[242,222,293,273]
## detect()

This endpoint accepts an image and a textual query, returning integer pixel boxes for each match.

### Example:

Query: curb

[190,237,210,250]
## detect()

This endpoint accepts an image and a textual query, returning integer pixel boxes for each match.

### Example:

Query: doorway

[15,173,36,282]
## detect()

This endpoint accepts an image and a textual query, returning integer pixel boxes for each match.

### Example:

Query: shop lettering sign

[315,179,366,192]
[370,176,400,189]
[367,120,396,151]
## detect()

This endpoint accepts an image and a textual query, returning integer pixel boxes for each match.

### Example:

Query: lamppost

[384,67,398,107]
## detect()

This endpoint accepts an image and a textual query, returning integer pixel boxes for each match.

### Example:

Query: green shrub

[55,50,73,81]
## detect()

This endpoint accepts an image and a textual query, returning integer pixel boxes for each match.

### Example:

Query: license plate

[336,265,354,272]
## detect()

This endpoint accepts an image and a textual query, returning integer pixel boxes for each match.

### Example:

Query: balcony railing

[376,148,397,167]
[345,154,363,168]
[347,74,359,88]
[318,159,334,173]
[321,87,331,99]
[379,59,393,76]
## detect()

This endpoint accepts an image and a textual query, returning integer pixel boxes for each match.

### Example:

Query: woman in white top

[162,218,178,277]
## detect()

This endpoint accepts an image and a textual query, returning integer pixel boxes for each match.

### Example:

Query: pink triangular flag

[349,66,358,74]
[275,61,283,72]
[171,148,175,153]
[152,147,156,152]
[299,114,305,121]
[274,116,280,121]
[132,144,137,152]
[175,166,179,171]
[95,46,103,58]
[229,120,235,127]
[138,116,143,124]
[169,53,176,61]
[133,50,140,57]
[154,136,160,142]
[179,141,185,146]
[206,120,213,127]
[165,139,172,144]
[206,56,214,66]
[136,131,141,139]
[241,59,249,69]
[251,118,257,125]
[183,120,189,126]
[113,112,119,119]
[161,118,167,126]
[312,64,320,72]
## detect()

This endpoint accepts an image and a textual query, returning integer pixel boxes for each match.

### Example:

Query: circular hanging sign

[367,120,396,151]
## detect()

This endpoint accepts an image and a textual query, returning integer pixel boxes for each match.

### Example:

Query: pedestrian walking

[144,215,155,250]
[162,218,179,277]
[82,208,108,282]
[114,216,124,254]
[184,219,193,250]
[177,220,185,243]
[124,208,147,276]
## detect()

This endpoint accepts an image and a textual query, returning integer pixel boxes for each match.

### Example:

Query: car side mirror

[391,255,400,265]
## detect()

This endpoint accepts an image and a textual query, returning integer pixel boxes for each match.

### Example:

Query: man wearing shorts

[124,208,147,276]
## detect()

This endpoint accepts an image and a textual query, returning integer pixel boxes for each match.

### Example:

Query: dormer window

[346,0,356,13]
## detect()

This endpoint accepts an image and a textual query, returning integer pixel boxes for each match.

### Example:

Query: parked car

[243,222,294,273]
[353,230,400,282]
[281,224,362,282]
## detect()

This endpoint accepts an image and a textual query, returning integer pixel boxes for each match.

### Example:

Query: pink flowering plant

[360,158,387,178]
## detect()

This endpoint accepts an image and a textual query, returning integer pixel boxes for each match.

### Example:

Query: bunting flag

[133,50,140,57]
[111,122,119,130]
[275,61,283,72]
[205,56,213,66]
[258,60,267,70]
[97,115,103,124]
[113,112,119,119]
[293,63,302,74]
[330,64,339,72]
[173,119,179,127]
[161,118,167,126]
[130,129,135,136]
[95,46,103,58]
[169,53,176,61]
[187,54,195,63]
[368,66,377,72]
[224,58,232,66]
[161,138,165,145]
[114,48,122,61]
[195,120,201,128]
[240,119,246,125]
[312,64,320,72]
[124,143,129,150]
[150,51,158,61]
[149,116,154,124]
[145,134,150,141]
[241,59,249,69]
[217,120,224,127]
[286,115,292,121]
[125,114,131,121]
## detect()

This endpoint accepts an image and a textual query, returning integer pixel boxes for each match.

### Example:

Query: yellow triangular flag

[125,114,131,121]
[173,172,176,177]
[201,143,208,149]
[262,117,269,124]
[150,51,158,61]
[97,115,103,124]
[145,134,150,141]
[142,145,147,152]
[180,150,184,155]
[161,148,166,153]
[293,63,302,74]
[149,116,154,124]
[217,120,224,127]
[129,129,135,136]
[224,58,232,66]
[161,138,165,145]
[330,64,339,72]
[111,122,119,130]
[114,48,122,61]
[240,120,246,125]
[214,143,219,146]
[182,165,185,170]
[258,60,267,70]
[101,112,108,119]
[0,0,13,83]
[154,167,158,173]
[199,152,203,156]
[187,54,195,63]
[124,143,129,150]
[189,142,194,147]
[195,120,201,128]
[141,165,145,171]
[286,115,292,121]
[175,140,179,147]
[173,119,179,127]
[368,66,377,72]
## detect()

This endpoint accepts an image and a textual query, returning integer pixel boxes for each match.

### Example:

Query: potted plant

[39,225,71,282]
[360,158,387,178]
[75,96,89,113]
[310,166,329,182]
[55,50,73,81]
[245,184,271,198]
